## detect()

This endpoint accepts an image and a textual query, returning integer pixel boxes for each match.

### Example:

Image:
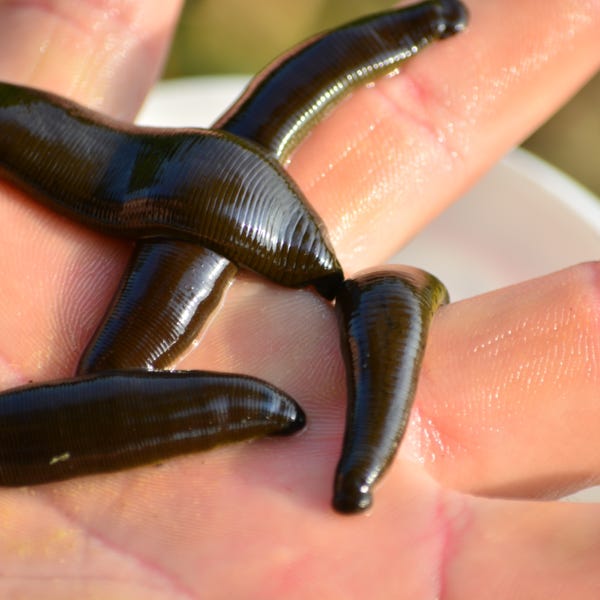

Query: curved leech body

[78,240,237,372]
[333,267,449,513]
[80,0,469,373]
[0,370,305,486]
[215,0,468,158]
[0,81,341,295]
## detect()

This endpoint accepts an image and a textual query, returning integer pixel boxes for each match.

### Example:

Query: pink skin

[0,0,599,597]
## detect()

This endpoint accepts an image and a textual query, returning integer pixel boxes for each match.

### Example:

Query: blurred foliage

[165,0,599,197]
[165,0,392,76]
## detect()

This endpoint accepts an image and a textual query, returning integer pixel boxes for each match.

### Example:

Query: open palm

[0,0,599,597]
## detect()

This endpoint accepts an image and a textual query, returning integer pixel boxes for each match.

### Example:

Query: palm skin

[0,0,599,597]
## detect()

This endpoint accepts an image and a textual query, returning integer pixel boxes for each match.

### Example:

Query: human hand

[0,0,599,598]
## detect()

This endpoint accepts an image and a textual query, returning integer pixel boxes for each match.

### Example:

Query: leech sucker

[333,266,449,514]
[0,370,305,486]
[0,81,342,295]
[79,0,469,373]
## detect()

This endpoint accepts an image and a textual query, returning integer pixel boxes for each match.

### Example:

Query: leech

[333,266,449,513]
[215,0,468,159]
[0,370,305,486]
[0,84,342,294]
[78,240,237,372]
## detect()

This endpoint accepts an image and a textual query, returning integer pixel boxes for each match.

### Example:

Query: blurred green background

[164,0,599,198]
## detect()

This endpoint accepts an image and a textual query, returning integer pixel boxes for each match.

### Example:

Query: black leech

[333,266,449,513]
[0,370,305,486]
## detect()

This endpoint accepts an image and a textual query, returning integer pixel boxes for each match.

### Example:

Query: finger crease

[34,491,198,600]
[371,71,467,169]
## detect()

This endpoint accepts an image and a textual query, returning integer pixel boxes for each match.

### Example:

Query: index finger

[0,0,183,116]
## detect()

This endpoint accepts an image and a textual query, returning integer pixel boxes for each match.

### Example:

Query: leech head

[270,402,307,436]
[310,268,345,301]
[333,473,373,514]
[436,0,470,38]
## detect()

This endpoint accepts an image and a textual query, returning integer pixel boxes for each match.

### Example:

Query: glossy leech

[333,267,449,513]
[215,0,468,158]
[0,370,305,486]
[0,81,341,296]
[79,0,469,373]
[78,240,237,372]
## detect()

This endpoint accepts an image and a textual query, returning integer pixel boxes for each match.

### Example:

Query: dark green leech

[333,267,449,513]
[0,370,305,486]
[78,240,237,372]
[0,81,342,294]
[215,0,468,158]
[80,0,468,372]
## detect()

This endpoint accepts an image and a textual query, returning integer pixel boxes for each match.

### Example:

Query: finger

[287,0,600,269]
[180,261,600,503]
[447,496,600,599]
[0,0,183,384]
[0,0,183,116]
[402,262,600,498]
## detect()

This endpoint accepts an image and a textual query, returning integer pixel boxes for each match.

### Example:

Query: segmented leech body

[81,0,468,372]
[0,82,341,296]
[0,370,305,486]
[333,267,449,513]
[215,0,468,158]
[0,0,468,511]
[78,240,237,372]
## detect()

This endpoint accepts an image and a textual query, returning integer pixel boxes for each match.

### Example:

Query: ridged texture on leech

[0,83,340,290]
[0,370,305,486]
[78,241,238,372]
[215,0,469,160]
[333,266,449,513]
